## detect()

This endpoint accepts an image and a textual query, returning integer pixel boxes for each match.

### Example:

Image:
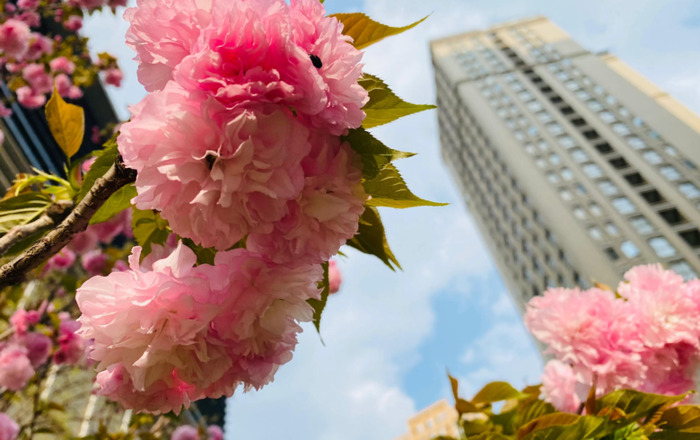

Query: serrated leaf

[308,261,330,335]
[89,184,136,225]
[359,73,435,128]
[472,381,523,404]
[343,128,415,179]
[346,206,400,270]
[331,13,427,50]
[78,136,118,202]
[363,163,447,209]
[45,86,84,159]
[0,193,53,233]
[131,208,170,257]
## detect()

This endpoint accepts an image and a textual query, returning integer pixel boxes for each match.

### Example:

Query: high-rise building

[394,399,459,440]
[431,16,700,313]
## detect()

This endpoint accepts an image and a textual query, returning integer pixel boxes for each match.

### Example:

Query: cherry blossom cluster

[525,264,700,412]
[0,307,86,392]
[77,0,369,414]
[0,0,123,114]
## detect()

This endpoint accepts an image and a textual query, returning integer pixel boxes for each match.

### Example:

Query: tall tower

[431,16,700,313]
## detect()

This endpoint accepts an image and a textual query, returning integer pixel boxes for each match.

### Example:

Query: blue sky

[83,1,700,438]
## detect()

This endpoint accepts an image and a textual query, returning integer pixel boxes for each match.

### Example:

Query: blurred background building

[431,16,700,314]
[394,399,459,440]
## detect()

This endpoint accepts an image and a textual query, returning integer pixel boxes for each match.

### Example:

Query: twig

[0,158,136,289]
[0,200,73,257]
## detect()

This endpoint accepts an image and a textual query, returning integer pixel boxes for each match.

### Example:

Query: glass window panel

[565,80,579,90]
[589,227,603,240]
[664,145,678,157]
[589,203,603,216]
[560,189,573,201]
[573,207,587,219]
[547,122,565,135]
[604,247,619,261]
[630,216,654,235]
[643,150,663,165]
[575,90,591,100]
[588,99,603,112]
[536,158,547,168]
[627,137,646,149]
[649,237,677,258]
[583,163,603,178]
[558,135,576,148]
[575,184,587,196]
[660,166,682,181]
[527,100,543,111]
[606,95,617,105]
[612,123,631,136]
[549,153,561,165]
[546,172,559,183]
[612,197,636,214]
[669,261,698,281]
[538,140,549,152]
[593,85,605,95]
[620,241,640,259]
[599,111,616,123]
[518,90,533,101]
[679,182,700,199]
[561,168,574,181]
[524,143,537,154]
[536,110,553,123]
[598,180,619,195]
[605,223,620,236]
[570,148,589,163]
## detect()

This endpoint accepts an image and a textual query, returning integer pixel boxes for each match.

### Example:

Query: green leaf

[363,163,447,209]
[470,433,511,440]
[596,389,686,425]
[346,206,400,270]
[518,413,607,440]
[0,193,53,233]
[657,406,700,432]
[343,128,415,179]
[307,261,330,335]
[78,137,118,202]
[89,184,135,225]
[45,86,85,159]
[447,373,480,414]
[181,238,217,266]
[331,13,427,50]
[359,74,435,128]
[472,381,523,405]
[131,208,170,257]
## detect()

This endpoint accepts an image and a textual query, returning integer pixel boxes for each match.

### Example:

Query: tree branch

[0,158,136,288]
[0,200,74,257]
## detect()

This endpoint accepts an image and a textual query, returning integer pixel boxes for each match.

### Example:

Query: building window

[649,237,677,258]
[660,165,682,181]
[612,197,636,214]
[588,99,604,112]
[559,189,573,201]
[538,140,549,152]
[620,241,640,259]
[536,110,553,123]
[669,260,698,281]
[547,122,565,135]
[558,135,576,148]
[630,216,654,235]
[570,148,589,163]
[575,183,587,196]
[527,100,543,111]
[679,182,700,199]
[588,226,603,240]
[589,203,603,216]
[583,163,603,179]
[642,150,663,165]
[605,223,620,236]
[547,172,560,184]
[627,137,646,150]
[575,90,591,100]
[599,110,616,123]
[525,143,537,154]
[561,168,574,181]
[664,145,678,157]
[598,180,619,195]
[536,158,547,168]
[573,206,587,219]
[549,153,561,165]
[604,247,619,261]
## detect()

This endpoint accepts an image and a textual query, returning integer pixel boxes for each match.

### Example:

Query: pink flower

[24,34,53,60]
[69,229,99,254]
[0,413,19,440]
[119,83,310,250]
[81,249,108,276]
[64,15,83,32]
[541,360,581,413]
[16,86,45,108]
[328,259,341,294]
[10,309,40,335]
[0,19,31,60]
[53,313,87,365]
[103,67,123,87]
[43,247,76,272]
[54,73,73,98]
[49,56,75,74]
[124,0,212,92]
[17,0,40,10]
[18,11,40,28]
[77,243,321,413]
[207,425,223,440]
[247,135,366,265]
[0,345,34,391]
[18,332,51,368]
[171,426,199,440]
[0,102,12,118]
[22,63,52,94]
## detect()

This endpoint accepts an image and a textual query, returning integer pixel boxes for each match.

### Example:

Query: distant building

[431,16,700,313]
[394,399,459,440]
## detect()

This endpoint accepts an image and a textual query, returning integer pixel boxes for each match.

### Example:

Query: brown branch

[0,158,136,289]
[0,200,74,257]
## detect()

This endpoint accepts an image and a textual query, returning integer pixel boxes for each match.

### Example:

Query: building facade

[431,16,700,313]
[394,399,459,440]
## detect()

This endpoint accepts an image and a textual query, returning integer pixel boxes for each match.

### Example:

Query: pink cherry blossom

[207,425,223,440]
[0,413,19,440]
[541,360,581,413]
[82,249,108,276]
[15,86,45,108]
[17,0,40,9]
[328,259,342,294]
[0,345,34,391]
[24,34,53,60]
[44,247,77,272]
[49,56,75,74]
[247,135,366,265]
[103,67,123,87]
[119,83,311,250]
[22,63,52,94]
[64,15,83,32]
[10,309,40,335]
[0,19,31,59]
[0,102,12,118]
[53,314,88,365]
[18,332,52,368]
[171,426,199,440]
[124,0,212,92]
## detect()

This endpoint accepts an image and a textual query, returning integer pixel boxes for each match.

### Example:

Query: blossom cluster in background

[76,0,368,414]
[526,264,700,412]
[0,0,123,116]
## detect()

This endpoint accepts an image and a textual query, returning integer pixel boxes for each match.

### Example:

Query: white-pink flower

[0,19,31,60]
[0,345,34,391]
[0,413,19,440]
[541,360,581,413]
